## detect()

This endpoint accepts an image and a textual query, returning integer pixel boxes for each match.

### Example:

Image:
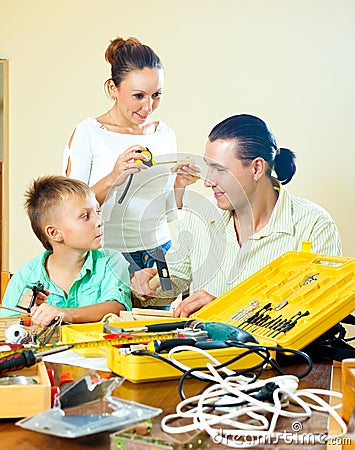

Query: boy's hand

[34,288,50,306]
[30,303,72,327]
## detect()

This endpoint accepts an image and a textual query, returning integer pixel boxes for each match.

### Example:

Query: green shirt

[1,248,131,316]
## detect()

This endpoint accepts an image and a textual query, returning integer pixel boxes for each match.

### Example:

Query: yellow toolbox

[62,252,355,383]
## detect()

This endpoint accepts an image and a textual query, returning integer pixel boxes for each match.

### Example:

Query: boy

[1,175,131,326]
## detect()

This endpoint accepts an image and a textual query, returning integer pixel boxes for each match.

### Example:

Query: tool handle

[148,275,160,290]
[0,350,37,375]
[146,320,194,333]
[150,338,197,352]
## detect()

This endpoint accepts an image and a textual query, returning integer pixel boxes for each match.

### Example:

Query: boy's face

[49,193,103,250]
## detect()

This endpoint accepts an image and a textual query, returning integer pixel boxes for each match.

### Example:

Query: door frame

[0,59,10,299]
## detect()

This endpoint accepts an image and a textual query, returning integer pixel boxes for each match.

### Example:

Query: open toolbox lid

[193,251,355,350]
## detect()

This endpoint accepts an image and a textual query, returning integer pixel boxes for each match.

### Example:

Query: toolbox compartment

[0,361,51,418]
[62,252,355,383]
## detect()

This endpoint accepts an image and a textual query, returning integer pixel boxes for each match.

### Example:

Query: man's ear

[45,224,63,243]
[251,157,266,182]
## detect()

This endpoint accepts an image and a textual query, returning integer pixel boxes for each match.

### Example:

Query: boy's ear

[45,224,63,243]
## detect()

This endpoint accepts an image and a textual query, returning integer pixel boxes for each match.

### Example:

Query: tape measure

[0,331,177,358]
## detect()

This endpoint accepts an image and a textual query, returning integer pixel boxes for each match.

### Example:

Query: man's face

[203,139,254,212]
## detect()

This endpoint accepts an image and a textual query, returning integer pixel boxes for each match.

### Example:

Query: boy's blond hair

[24,175,94,251]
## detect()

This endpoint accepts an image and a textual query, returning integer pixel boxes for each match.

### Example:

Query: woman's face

[203,139,255,212]
[113,67,164,126]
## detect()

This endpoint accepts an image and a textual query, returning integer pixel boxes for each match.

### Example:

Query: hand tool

[0,345,72,375]
[153,247,172,291]
[274,273,319,310]
[17,282,46,314]
[272,311,310,338]
[146,337,233,353]
[118,147,154,204]
[35,315,62,346]
[238,303,272,328]
[0,331,178,358]
[104,319,258,345]
[189,320,258,344]
[230,299,259,321]
[103,319,195,334]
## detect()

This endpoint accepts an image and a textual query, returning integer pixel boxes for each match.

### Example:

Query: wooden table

[0,358,340,450]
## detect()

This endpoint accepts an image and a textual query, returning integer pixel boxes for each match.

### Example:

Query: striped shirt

[165,187,342,298]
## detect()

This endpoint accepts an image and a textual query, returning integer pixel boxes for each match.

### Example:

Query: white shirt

[63,117,179,252]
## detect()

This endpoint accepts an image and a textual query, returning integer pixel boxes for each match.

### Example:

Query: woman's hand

[111,145,150,187]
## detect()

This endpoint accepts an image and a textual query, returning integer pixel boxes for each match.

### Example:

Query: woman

[63,36,199,274]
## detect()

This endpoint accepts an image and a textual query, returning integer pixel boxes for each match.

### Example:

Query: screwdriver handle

[0,350,37,375]
[146,320,194,333]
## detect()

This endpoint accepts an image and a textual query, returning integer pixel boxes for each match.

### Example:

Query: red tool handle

[0,350,37,375]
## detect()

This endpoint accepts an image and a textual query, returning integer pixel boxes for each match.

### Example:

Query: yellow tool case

[61,251,355,383]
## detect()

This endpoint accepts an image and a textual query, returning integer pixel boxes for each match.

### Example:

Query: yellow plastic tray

[61,252,355,383]
[193,252,355,350]
[61,322,108,356]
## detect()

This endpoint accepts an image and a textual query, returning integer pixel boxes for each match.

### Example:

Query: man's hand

[173,290,216,317]
[131,268,159,301]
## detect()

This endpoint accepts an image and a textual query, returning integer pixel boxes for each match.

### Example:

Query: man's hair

[24,175,93,251]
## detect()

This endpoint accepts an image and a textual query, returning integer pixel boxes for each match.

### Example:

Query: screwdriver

[0,345,72,375]
[147,338,232,353]
[104,319,195,334]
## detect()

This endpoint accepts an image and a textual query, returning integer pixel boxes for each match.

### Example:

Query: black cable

[134,340,313,405]
[117,174,133,204]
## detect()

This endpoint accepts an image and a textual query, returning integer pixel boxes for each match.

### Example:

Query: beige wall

[0,0,354,272]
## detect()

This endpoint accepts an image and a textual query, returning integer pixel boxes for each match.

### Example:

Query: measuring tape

[0,331,177,358]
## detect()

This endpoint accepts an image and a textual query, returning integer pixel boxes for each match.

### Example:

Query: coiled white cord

[161,346,346,448]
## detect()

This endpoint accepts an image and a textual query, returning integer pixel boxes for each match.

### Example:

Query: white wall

[0,0,354,272]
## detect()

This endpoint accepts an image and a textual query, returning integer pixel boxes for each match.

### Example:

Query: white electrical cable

[161,346,347,448]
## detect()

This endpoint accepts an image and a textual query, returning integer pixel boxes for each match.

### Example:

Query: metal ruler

[0,331,177,358]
